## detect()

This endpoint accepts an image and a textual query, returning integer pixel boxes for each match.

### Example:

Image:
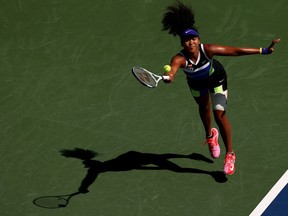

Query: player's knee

[213,110,226,124]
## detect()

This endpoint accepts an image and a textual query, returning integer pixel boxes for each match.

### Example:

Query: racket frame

[132,66,169,88]
[33,192,80,209]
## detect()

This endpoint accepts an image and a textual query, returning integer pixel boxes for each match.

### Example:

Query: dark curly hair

[161,0,197,37]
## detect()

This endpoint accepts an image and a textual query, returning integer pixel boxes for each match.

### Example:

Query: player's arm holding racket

[163,54,186,83]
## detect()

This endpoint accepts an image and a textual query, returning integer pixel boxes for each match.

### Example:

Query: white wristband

[162,75,170,80]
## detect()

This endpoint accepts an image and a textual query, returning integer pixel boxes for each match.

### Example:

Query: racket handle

[162,75,170,80]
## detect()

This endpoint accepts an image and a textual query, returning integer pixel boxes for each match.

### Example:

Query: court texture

[1,0,287,215]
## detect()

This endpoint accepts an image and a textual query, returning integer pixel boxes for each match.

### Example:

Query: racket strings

[132,67,158,87]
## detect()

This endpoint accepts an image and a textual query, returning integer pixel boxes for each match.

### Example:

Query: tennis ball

[164,65,171,72]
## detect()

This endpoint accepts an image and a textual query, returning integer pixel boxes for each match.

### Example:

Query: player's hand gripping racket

[132,66,170,88]
[33,192,80,209]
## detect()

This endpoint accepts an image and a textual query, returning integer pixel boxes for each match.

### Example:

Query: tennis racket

[132,66,170,88]
[33,192,80,209]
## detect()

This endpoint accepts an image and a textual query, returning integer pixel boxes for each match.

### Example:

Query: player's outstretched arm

[204,38,280,57]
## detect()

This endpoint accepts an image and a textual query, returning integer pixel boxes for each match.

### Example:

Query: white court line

[249,170,288,216]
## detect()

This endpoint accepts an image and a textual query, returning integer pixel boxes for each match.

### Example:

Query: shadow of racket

[33,192,81,209]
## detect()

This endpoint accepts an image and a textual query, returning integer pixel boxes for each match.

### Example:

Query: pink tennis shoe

[206,128,221,159]
[223,153,236,175]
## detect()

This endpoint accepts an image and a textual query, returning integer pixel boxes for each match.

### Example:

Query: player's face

[182,36,200,53]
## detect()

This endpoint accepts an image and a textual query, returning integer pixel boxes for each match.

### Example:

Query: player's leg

[193,91,212,138]
[192,90,220,159]
[214,110,233,152]
[188,76,221,158]
[210,59,236,175]
[210,90,236,175]
[210,90,232,153]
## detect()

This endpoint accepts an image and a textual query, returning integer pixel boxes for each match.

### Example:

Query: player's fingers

[269,38,280,48]
[267,39,280,54]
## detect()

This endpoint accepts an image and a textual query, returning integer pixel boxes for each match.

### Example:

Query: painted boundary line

[249,170,288,216]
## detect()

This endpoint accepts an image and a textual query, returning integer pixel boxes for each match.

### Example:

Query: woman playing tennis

[161,1,280,175]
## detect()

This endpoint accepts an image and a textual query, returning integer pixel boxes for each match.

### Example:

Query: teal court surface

[1,0,288,215]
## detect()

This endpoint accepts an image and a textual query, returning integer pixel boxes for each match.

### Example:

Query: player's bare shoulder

[171,53,186,68]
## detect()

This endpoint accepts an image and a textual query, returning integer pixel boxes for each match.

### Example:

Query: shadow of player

[60,148,228,194]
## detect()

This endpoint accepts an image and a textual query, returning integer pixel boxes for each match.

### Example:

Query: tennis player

[161,1,280,175]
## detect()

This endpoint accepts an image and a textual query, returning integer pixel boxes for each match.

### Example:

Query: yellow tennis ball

[164,65,171,72]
